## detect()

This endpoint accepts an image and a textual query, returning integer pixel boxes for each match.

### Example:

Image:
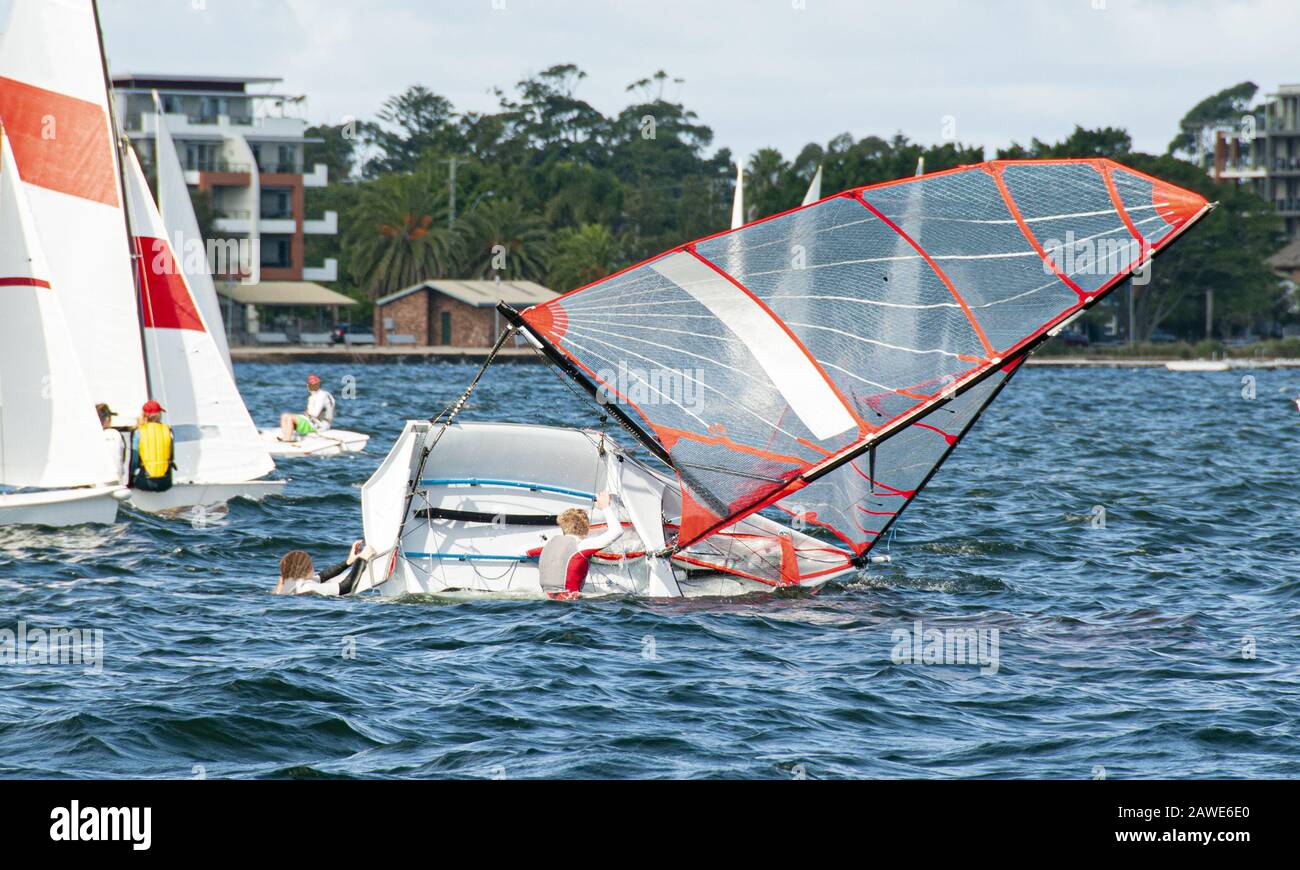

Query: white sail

[0,127,116,490]
[801,164,823,206]
[0,0,148,423]
[122,146,274,484]
[152,91,233,373]
[730,160,745,230]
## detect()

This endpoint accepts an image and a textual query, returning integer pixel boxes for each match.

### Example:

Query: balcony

[1276,199,1300,216]
[303,163,329,188]
[303,259,338,282]
[304,212,338,235]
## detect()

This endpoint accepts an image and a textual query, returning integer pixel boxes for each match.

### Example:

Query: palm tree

[455,197,550,281]
[547,223,620,292]
[345,167,455,299]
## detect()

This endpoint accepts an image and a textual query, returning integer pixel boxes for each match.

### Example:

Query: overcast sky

[93,0,1300,161]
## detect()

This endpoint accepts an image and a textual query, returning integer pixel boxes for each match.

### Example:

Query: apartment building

[1212,83,1300,241]
[112,73,338,283]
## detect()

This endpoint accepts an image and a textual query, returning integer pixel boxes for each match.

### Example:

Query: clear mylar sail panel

[522,159,1209,551]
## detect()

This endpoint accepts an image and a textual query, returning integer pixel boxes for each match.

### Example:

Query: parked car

[1060,331,1090,347]
[331,324,352,345]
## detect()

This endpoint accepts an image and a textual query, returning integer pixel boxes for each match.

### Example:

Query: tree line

[301,67,1287,342]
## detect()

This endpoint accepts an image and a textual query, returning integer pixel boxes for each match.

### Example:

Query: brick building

[375,280,559,347]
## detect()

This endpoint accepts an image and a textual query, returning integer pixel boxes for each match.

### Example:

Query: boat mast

[91,0,154,401]
[496,302,674,467]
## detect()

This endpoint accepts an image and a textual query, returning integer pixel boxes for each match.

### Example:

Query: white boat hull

[357,422,859,600]
[259,428,369,457]
[126,479,286,515]
[0,485,123,528]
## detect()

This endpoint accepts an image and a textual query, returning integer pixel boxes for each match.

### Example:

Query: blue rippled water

[1,362,1297,779]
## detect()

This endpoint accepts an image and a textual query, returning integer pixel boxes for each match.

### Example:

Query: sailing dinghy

[120,145,284,513]
[356,157,1211,599]
[0,0,285,516]
[261,429,370,458]
[0,125,125,527]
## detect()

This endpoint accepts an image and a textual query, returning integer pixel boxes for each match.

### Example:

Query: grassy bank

[1039,337,1300,360]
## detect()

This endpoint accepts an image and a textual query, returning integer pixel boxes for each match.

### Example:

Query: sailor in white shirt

[279,373,337,442]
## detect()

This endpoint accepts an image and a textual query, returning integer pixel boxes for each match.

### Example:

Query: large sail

[778,357,1022,556]
[123,146,274,485]
[518,159,1210,550]
[153,93,233,373]
[0,126,117,490]
[0,0,148,421]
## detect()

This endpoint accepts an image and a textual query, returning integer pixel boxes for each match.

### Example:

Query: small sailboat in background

[731,159,745,230]
[802,164,823,206]
[121,145,284,513]
[0,125,125,528]
[0,0,284,517]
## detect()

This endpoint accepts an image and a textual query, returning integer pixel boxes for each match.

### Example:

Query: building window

[260,236,292,268]
[261,188,293,219]
[440,311,452,346]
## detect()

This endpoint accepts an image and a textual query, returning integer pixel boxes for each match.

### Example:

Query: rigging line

[499,304,673,468]
[377,326,517,592]
[562,327,810,445]
[860,362,1023,560]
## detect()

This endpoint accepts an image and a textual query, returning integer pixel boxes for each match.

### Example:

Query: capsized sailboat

[120,145,284,513]
[0,125,124,528]
[356,158,1212,598]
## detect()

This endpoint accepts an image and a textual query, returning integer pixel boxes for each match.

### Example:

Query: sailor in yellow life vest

[130,400,176,493]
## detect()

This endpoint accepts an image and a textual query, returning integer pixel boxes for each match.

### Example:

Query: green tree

[1167,81,1258,159]
[455,197,550,280]
[305,122,358,182]
[361,86,461,176]
[547,223,620,291]
[1122,154,1282,340]
[345,167,455,299]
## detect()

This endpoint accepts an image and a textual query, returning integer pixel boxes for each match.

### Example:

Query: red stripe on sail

[0,76,118,207]
[135,237,205,332]
[0,276,52,288]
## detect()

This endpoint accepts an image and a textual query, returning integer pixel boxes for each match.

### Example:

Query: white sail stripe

[651,252,857,441]
[563,328,807,444]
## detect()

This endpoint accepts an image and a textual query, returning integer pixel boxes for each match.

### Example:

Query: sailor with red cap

[279,374,336,442]
[129,399,176,493]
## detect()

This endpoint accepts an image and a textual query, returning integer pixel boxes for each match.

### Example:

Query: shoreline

[229,346,1300,369]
